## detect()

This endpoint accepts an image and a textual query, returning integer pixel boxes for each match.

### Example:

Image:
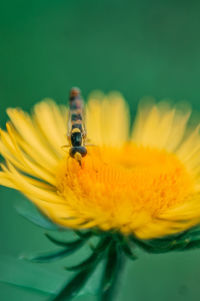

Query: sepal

[52,267,97,301]
[52,236,111,301]
[45,233,86,248]
[131,225,200,253]
[116,234,137,260]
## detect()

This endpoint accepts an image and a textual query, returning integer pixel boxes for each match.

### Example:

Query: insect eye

[71,132,82,146]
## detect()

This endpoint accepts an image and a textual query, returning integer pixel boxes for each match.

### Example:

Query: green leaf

[27,234,89,263]
[92,236,111,254]
[116,235,137,260]
[183,240,200,250]
[0,255,102,298]
[99,240,126,301]
[26,249,75,263]
[130,237,159,253]
[52,237,111,300]
[0,255,67,294]
[65,250,101,271]
[131,226,200,254]
[27,244,85,263]
[119,241,137,260]
[179,226,200,239]
[74,230,94,240]
[171,238,200,251]
[65,237,110,271]
[130,233,181,253]
[78,257,106,297]
[45,233,86,248]
[52,264,97,301]
[100,241,119,293]
[15,201,59,231]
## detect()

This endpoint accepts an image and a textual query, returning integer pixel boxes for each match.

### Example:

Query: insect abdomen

[68,88,87,165]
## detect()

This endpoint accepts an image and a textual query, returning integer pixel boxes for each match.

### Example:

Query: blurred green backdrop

[1,0,200,300]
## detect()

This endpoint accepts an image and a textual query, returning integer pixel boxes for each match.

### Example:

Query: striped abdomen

[68,87,87,164]
[69,87,85,136]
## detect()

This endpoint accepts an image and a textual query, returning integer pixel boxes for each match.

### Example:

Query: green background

[1,0,200,300]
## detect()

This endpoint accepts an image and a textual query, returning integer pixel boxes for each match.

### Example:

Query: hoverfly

[67,87,87,166]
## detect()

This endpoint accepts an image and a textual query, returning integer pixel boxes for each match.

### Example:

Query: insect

[67,87,87,166]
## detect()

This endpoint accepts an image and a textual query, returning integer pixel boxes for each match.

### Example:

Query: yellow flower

[0,92,200,240]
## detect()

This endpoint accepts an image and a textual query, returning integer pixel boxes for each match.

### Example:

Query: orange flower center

[56,144,193,233]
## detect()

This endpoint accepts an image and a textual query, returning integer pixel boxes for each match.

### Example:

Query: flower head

[1,92,200,239]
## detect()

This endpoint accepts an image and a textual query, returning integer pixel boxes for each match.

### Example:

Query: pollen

[56,143,193,235]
